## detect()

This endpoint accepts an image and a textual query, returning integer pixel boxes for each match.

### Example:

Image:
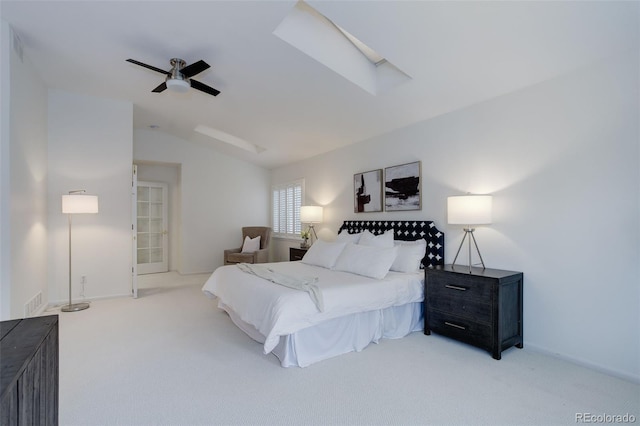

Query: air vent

[24,291,43,317]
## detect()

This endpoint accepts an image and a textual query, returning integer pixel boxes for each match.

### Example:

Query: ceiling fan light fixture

[166,78,190,93]
[127,57,219,96]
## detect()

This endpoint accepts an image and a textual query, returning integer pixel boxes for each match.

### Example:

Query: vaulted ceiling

[2,1,637,169]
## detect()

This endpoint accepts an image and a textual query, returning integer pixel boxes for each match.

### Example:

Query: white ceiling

[2,1,637,169]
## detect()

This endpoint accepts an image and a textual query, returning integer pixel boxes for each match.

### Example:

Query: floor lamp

[300,205,323,244]
[61,190,99,312]
[448,195,492,273]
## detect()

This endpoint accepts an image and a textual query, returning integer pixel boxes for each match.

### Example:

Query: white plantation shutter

[272,180,303,237]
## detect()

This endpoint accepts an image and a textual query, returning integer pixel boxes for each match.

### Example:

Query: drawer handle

[445,284,467,291]
[445,321,466,330]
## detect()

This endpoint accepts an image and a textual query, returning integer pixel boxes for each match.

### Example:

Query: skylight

[273,1,410,95]
[194,125,264,154]
[333,22,387,67]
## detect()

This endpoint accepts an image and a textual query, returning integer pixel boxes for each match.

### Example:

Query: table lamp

[448,195,492,272]
[300,205,323,243]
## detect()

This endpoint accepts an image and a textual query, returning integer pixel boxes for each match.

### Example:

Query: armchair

[224,226,272,265]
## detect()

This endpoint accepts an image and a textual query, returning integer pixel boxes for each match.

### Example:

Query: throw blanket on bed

[236,263,324,312]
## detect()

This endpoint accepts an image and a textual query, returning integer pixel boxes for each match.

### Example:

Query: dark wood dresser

[424,265,523,360]
[1,315,59,425]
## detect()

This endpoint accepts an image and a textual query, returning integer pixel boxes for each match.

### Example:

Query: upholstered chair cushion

[224,226,272,265]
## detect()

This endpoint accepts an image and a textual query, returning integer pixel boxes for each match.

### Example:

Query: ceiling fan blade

[190,79,220,97]
[152,82,167,93]
[180,60,210,78]
[126,59,169,75]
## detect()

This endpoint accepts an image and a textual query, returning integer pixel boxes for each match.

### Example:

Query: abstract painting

[384,161,421,211]
[354,169,383,213]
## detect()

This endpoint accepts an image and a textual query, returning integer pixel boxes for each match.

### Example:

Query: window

[272,179,304,237]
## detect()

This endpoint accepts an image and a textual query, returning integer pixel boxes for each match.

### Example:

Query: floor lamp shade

[62,191,98,312]
[447,195,492,271]
[62,194,99,214]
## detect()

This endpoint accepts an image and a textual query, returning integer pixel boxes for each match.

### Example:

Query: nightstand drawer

[428,274,492,302]
[427,296,491,323]
[428,310,492,350]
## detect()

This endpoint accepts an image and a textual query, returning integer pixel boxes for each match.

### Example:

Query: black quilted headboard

[338,220,444,268]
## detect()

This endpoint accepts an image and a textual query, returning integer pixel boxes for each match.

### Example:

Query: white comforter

[202,261,423,354]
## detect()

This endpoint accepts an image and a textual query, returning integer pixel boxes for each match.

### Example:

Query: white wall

[272,50,639,381]
[0,21,49,320]
[134,129,271,274]
[48,90,133,303]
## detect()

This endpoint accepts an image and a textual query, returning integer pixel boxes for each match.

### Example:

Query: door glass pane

[137,218,149,233]
[150,219,163,233]
[136,182,168,273]
[137,187,149,202]
[137,248,149,264]
[150,187,163,203]
[137,234,149,249]
[137,201,149,217]
[149,234,162,248]
[150,203,162,218]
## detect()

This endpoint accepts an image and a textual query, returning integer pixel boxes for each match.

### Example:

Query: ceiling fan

[126,58,220,96]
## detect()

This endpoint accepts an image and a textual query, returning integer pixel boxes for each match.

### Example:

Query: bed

[202,220,444,367]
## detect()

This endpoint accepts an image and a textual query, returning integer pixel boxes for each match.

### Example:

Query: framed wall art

[384,161,421,211]
[354,169,383,213]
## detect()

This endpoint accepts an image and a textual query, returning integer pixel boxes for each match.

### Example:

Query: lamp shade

[447,195,492,225]
[300,205,323,223]
[62,194,99,214]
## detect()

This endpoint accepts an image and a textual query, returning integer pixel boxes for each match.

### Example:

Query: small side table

[289,247,308,261]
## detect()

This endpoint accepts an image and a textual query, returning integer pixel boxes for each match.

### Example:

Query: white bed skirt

[222,302,423,367]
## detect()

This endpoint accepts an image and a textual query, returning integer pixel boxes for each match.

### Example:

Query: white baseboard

[525,342,639,384]
[47,292,132,310]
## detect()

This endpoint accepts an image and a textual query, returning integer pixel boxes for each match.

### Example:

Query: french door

[136,181,169,275]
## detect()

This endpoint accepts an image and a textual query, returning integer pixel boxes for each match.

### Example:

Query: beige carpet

[50,274,639,426]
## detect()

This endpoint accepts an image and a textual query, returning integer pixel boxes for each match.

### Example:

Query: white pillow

[336,231,362,244]
[391,239,427,273]
[241,235,261,253]
[333,243,398,279]
[358,229,395,248]
[301,240,346,269]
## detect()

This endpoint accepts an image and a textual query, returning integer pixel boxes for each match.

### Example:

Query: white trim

[525,343,640,384]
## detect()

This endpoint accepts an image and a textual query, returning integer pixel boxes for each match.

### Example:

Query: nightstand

[424,265,523,360]
[289,247,308,261]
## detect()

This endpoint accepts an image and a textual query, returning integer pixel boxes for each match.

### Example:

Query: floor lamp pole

[61,213,89,312]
